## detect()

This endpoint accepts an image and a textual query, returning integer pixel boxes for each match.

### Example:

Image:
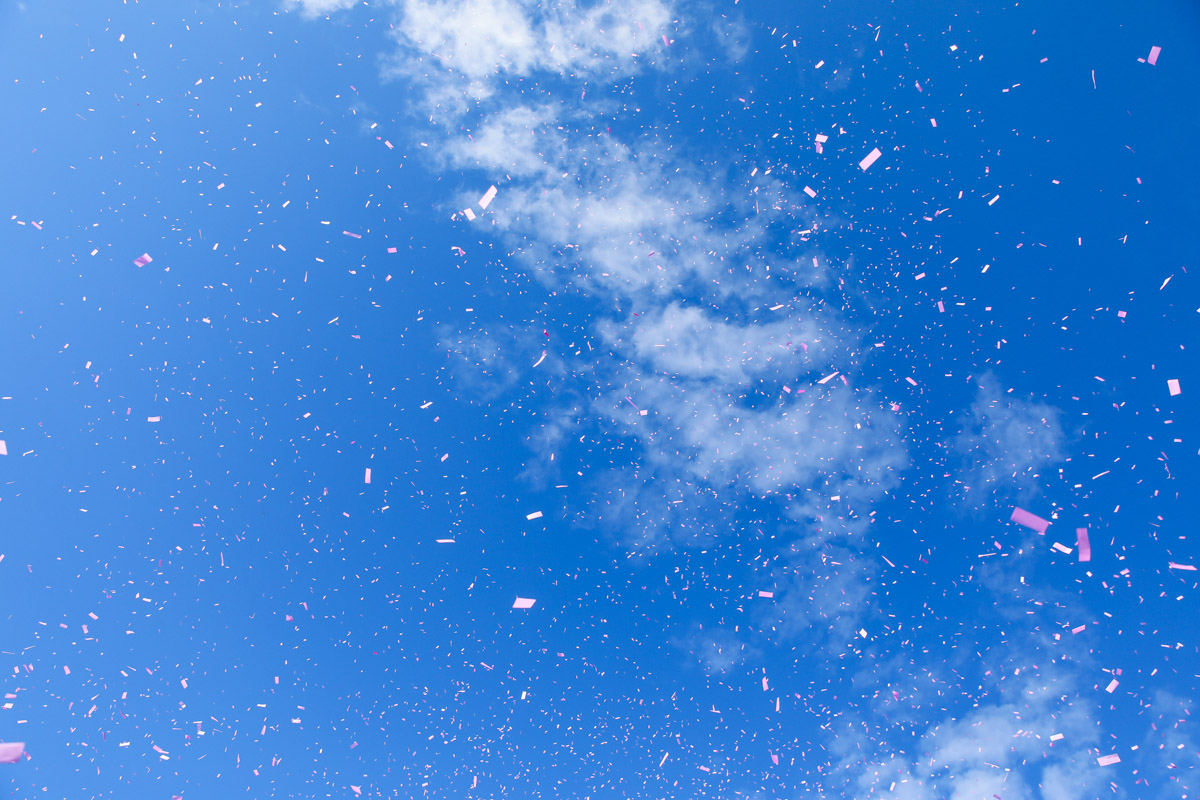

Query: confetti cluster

[0,0,1196,798]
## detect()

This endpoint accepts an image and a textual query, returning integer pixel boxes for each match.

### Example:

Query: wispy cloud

[951,372,1066,512]
[287,1,1108,794]
[286,0,359,17]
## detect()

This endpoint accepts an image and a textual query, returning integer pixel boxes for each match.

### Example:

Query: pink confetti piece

[512,597,536,609]
[0,742,24,764]
[147,416,161,423]
[0,440,6,456]
[1169,562,1197,571]
[387,246,397,254]
[364,468,372,484]
[351,787,362,796]
[757,590,774,598]
[803,186,817,198]
[1077,528,1091,562]
[1010,506,1050,534]
[1168,378,1181,396]
[133,253,153,267]
[525,511,543,520]
[1105,679,1118,693]
[771,753,779,765]
[1148,46,1161,65]
[859,148,882,171]
[342,231,362,239]
[1097,754,1120,766]
[479,185,498,209]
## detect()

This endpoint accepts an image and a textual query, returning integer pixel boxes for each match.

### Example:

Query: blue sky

[1,0,1198,797]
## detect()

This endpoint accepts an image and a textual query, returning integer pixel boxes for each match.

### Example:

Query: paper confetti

[1010,507,1050,534]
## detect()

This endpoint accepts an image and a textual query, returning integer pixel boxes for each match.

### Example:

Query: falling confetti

[2,1,1197,798]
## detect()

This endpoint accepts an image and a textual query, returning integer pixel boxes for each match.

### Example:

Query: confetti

[1010,507,1050,534]
[0,743,23,764]
[859,147,882,170]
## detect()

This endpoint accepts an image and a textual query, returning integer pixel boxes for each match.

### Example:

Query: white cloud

[602,302,835,384]
[443,104,561,178]
[757,548,875,644]
[285,0,358,17]
[596,368,904,498]
[951,373,1065,510]
[673,624,758,675]
[400,0,541,80]
[394,0,671,81]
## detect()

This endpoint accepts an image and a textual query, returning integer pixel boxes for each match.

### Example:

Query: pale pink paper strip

[133,253,153,267]
[0,742,24,764]
[1077,528,1091,562]
[859,148,882,171]
[1148,46,1161,65]
[1168,378,1181,396]
[512,597,536,609]
[1010,507,1050,533]
[1097,753,1120,766]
